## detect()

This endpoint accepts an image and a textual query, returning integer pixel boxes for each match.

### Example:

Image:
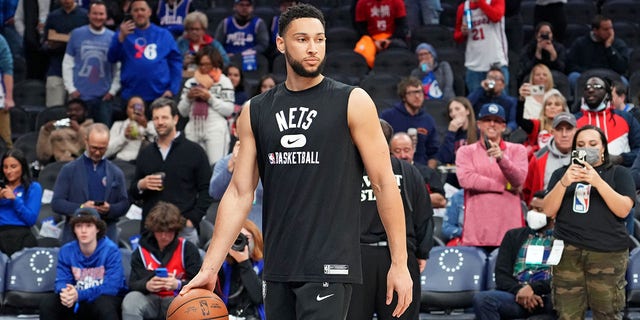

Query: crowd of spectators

[1,0,640,318]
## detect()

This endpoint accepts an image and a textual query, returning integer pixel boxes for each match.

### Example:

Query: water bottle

[464,0,473,30]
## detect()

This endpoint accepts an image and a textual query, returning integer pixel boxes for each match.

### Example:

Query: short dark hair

[379,119,394,144]
[591,14,611,30]
[69,209,107,240]
[195,46,223,69]
[612,80,627,97]
[396,77,422,98]
[67,98,87,110]
[278,3,325,37]
[144,202,185,233]
[150,97,178,117]
[488,64,504,76]
[89,0,107,12]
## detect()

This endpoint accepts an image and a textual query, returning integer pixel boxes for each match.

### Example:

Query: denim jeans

[86,98,113,127]
[473,290,555,320]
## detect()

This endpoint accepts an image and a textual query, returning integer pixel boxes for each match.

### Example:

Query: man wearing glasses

[381,76,440,167]
[575,76,640,167]
[468,64,518,134]
[52,123,130,244]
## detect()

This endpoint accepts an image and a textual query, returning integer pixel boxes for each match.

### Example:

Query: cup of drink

[153,172,166,191]
[407,128,418,147]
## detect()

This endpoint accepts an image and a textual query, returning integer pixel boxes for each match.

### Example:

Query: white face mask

[526,210,548,230]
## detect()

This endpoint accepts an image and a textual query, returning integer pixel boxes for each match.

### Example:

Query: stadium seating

[420,246,486,318]
[3,247,59,311]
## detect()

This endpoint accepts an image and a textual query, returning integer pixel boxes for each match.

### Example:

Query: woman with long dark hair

[544,125,634,319]
[0,149,42,255]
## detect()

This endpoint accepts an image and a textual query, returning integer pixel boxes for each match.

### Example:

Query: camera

[53,118,71,129]
[540,33,550,40]
[571,150,586,167]
[531,85,545,96]
[487,80,496,90]
[231,233,248,251]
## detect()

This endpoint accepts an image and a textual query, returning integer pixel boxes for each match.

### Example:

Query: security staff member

[348,119,434,320]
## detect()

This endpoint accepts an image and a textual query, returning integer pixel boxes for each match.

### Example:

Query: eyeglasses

[585,83,605,90]
[406,90,424,96]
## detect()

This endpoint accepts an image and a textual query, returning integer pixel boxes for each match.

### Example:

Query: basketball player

[182,4,413,319]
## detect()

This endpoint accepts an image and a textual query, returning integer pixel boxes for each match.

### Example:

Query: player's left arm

[348,87,413,317]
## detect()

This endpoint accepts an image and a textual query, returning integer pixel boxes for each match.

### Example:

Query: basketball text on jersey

[361,174,403,201]
[269,107,320,165]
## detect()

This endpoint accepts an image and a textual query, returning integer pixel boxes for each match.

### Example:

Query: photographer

[518,22,566,84]
[467,65,518,133]
[36,98,93,165]
[218,219,265,320]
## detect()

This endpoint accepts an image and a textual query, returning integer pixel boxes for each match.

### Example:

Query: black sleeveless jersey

[250,77,364,283]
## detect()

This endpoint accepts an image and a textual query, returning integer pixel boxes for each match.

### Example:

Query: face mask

[526,210,548,230]
[576,147,601,165]
[586,93,609,111]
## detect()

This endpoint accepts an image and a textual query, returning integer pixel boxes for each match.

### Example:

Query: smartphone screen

[124,13,133,21]
[94,201,104,206]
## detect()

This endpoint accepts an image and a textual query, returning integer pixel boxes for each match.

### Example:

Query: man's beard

[285,51,325,78]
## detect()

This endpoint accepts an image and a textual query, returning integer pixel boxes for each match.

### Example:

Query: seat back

[627,247,640,307]
[199,218,214,249]
[112,159,137,192]
[372,48,418,76]
[13,79,46,107]
[602,0,640,26]
[117,219,141,251]
[0,252,9,307]
[359,72,401,112]
[4,247,59,309]
[325,50,370,85]
[410,25,455,51]
[421,246,487,311]
[13,131,39,164]
[485,248,499,290]
[423,99,449,143]
[564,1,597,25]
[38,161,69,191]
[9,106,32,139]
[326,26,359,51]
[120,247,132,281]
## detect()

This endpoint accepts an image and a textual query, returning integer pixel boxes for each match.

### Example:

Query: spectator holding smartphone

[106,96,156,163]
[122,202,202,320]
[178,46,235,165]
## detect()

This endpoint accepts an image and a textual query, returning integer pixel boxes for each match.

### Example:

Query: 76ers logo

[573,183,591,213]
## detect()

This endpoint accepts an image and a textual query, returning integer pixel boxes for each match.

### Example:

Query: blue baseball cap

[478,103,506,122]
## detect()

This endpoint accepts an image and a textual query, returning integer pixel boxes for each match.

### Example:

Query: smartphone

[155,267,168,277]
[0,178,5,189]
[483,135,491,149]
[94,201,104,206]
[133,103,143,116]
[124,13,133,22]
[571,150,586,167]
[531,85,545,96]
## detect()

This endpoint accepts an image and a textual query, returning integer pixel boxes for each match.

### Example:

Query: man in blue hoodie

[380,76,439,167]
[39,207,127,320]
[107,0,182,113]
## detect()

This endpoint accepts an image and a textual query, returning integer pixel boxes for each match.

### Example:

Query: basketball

[166,288,228,320]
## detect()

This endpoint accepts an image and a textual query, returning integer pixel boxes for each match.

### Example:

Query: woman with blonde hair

[519,64,555,120]
[517,86,568,156]
[218,219,265,319]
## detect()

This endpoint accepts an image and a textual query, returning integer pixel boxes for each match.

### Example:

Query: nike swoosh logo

[280,134,307,148]
[316,293,334,301]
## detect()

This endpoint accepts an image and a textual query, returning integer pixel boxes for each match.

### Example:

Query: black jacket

[129,133,213,229]
[495,227,552,296]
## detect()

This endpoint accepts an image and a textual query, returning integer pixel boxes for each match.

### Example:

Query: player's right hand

[180,269,217,295]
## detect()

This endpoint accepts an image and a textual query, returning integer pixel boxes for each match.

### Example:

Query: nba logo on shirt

[573,183,591,213]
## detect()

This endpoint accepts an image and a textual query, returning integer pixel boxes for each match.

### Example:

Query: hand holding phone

[94,201,104,206]
[155,267,168,278]
[571,150,586,167]
[124,13,133,22]
[483,135,491,149]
